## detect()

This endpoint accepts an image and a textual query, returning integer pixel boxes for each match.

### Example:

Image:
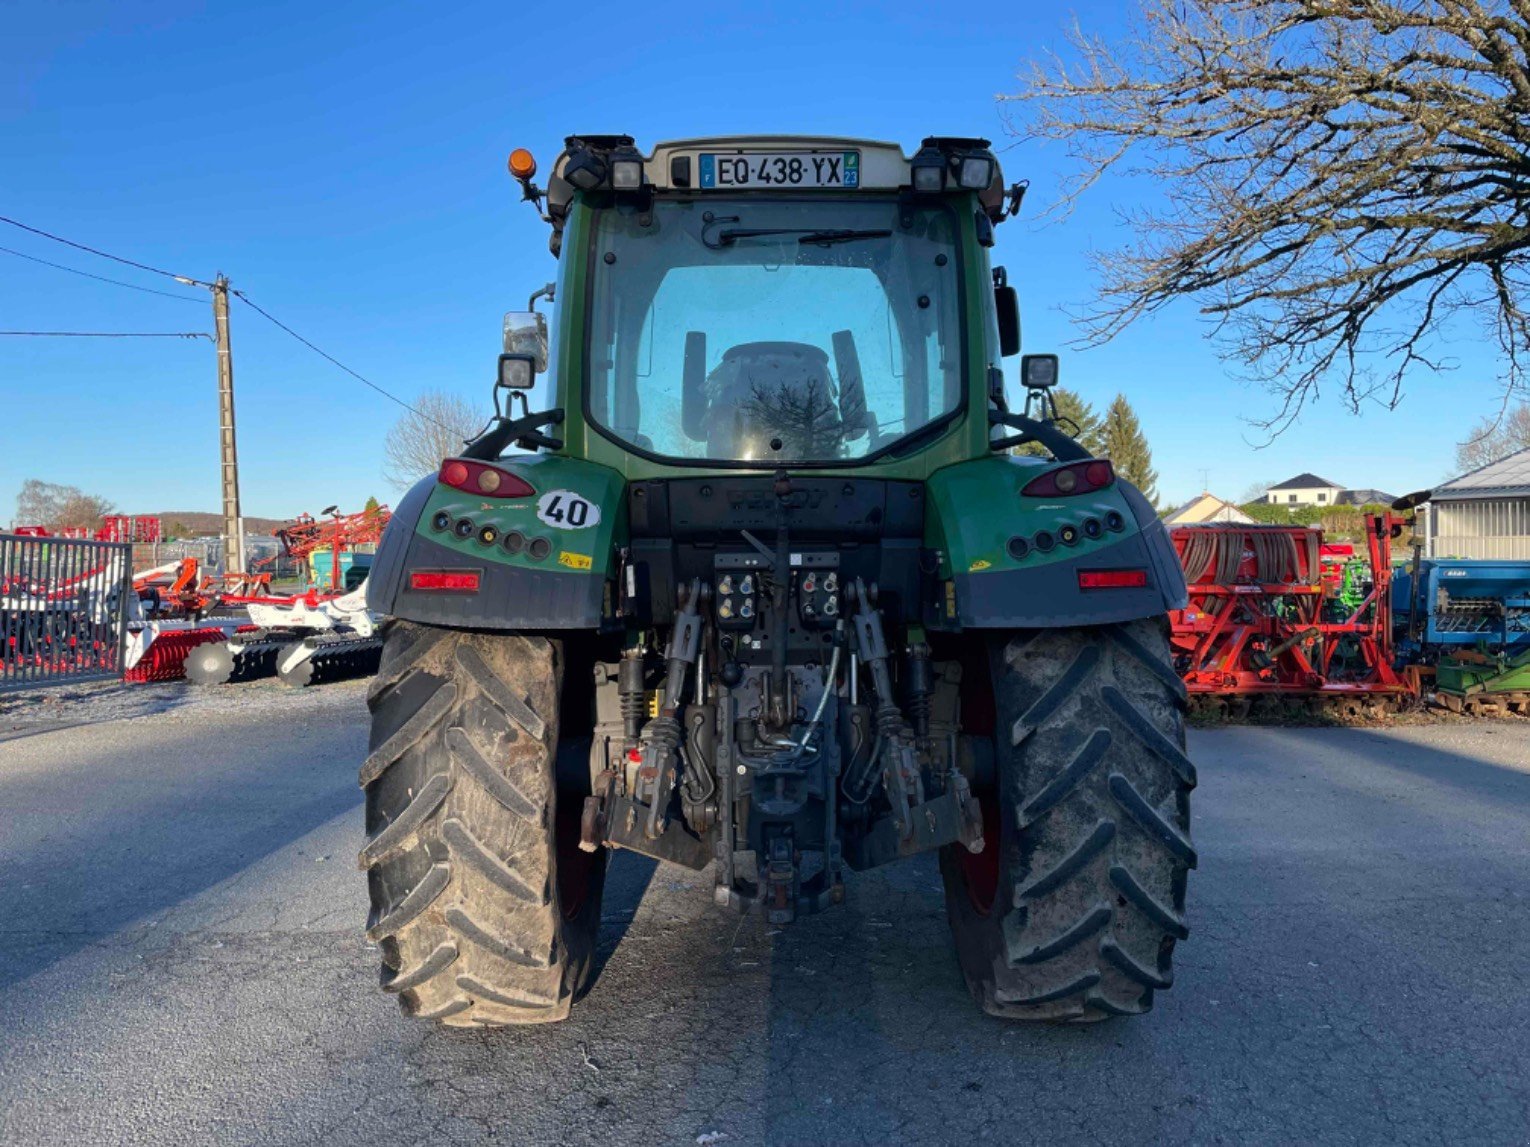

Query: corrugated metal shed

[1432,446,1530,500]
[1430,446,1530,559]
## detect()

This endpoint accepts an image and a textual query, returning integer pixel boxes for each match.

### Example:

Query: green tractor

[360,135,1195,1026]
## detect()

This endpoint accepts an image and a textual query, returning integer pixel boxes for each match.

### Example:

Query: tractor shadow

[590,850,659,984]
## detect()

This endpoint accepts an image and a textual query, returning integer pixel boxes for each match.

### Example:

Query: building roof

[1336,488,1397,507]
[1433,445,1530,501]
[1164,493,1256,526]
[1269,473,1342,490]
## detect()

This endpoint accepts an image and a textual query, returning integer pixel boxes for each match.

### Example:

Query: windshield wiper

[796,228,892,246]
[708,225,892,248]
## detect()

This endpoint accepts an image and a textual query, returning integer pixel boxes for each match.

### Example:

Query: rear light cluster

[1007,510,1126,560]
[430,508,553,562]
[1021,460,1115,498]
[439,458,535,499]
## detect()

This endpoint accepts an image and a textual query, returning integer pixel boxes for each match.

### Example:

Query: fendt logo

[726,488,828,513]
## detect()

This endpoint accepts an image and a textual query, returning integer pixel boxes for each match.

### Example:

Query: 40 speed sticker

[536,490,601,530]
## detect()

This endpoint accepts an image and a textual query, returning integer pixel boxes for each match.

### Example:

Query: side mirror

[498,352,536,390]
[1021,353,1058,389]
[502,311,549,373]
[994,277,1020,358]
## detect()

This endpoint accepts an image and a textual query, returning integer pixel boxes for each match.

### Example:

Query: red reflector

[1078,569,1148,589]
[441,461,469,487]
[409,570,481,592]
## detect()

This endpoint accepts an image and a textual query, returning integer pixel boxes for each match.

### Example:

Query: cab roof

[530,134,1015,255]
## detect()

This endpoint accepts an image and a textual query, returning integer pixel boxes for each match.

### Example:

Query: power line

[230,289,453,430]
[0,214,447,429]
[0,244,206,303]
[0,216,210,287]
[0,330,211,339]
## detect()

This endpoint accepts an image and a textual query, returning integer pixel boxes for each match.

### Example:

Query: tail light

[439,459,535,499]
[1078,569,1148,590]
[1022,460,1114,498]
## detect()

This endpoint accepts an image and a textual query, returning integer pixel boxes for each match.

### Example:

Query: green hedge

[1237,501,1393,538]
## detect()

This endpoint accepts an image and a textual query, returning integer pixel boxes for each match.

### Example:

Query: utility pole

[211,275,245,576]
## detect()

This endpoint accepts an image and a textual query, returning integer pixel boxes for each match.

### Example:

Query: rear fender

[925,455,1187,629]
[366,455,627,630]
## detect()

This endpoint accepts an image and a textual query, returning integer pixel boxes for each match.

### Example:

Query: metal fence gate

[0,534,132,692]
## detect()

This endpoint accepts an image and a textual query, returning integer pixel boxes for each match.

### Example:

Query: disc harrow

[276,632,383,687]
[184,629,290,685]
[123,627,231,683]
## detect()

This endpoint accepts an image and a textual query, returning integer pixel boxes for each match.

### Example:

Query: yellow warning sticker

[559,551,593,571]
[968,558,992,572]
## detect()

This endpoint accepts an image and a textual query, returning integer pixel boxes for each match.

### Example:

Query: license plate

[698,151,860,190]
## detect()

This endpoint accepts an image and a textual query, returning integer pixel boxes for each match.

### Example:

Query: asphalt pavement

[1,686,1527,1146]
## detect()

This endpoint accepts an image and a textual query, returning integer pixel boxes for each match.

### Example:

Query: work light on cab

[438,458,535,498]
[958,155,994,190]
[498,352,535,390]
[562,148,608,191]
[608,145,645,190]
[910,145,946,192]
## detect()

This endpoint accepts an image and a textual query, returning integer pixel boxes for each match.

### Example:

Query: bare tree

[16,479,114,532]
[737,379,845,460]
[1456,402,1530,470]
[382,392,486,491]
[1009,1,1530,430]
[1239,478,1279,504]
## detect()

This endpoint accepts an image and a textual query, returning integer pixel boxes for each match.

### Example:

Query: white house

[1266,473,1344,507]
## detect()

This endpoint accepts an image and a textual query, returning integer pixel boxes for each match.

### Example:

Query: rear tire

[940,620,1196,1021]
[360,620,606,1026]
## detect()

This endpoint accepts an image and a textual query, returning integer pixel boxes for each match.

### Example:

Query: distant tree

[1102,394,1159,507]
[383,392,485,491]
[1019,387,1105,457]
[363,495,381,515]
[1009,0,1530,428]
[1455,404,1530,473]
[16,479,114,532]
[1239,479,1278,505]
[167,520,192,540]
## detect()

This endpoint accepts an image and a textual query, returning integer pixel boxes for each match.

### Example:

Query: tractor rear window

[584,197,964,464]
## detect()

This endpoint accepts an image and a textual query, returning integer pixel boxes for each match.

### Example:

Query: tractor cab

[494,135,1035,475]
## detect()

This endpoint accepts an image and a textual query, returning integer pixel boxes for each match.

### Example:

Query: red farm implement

[1168,514,1413,719]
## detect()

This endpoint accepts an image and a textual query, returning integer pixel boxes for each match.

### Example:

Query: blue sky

[0,0,1507,523]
